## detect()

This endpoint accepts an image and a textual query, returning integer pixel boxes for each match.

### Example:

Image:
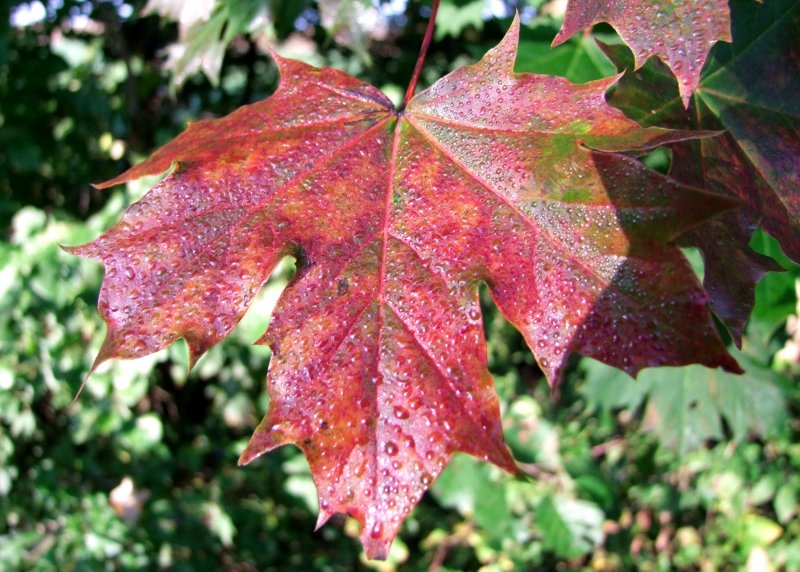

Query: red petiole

[401,0,441,110]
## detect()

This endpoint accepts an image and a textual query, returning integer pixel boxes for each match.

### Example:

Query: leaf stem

[401,0,440,110]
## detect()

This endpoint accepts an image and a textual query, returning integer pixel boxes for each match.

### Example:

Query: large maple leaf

[599,0,800,343]
[67,17,740,558]
[554,0,732,106]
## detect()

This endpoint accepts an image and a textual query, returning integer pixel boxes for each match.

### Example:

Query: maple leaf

[554,0,732,106]
[599,0,800,343]
[67,17,741,558]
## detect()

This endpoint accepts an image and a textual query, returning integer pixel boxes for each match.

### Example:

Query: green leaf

[318,0,384,63]
[742,514,782,547]
[774,483,798,524]
[431,454,512,540]
[581,353,789,454]
[581,358,649,413]
[204,502,237,547]
[750,230,800,335]
[517,20,616,83]
[536,495,604,558]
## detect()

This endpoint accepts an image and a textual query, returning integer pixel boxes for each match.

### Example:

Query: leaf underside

[555,0,732,106]
[600,0,800,343]
[67,17,741,558]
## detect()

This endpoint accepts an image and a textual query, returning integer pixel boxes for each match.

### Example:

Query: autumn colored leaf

[554,0,732,106]
[600,0,800,343]
[67,16,741,558]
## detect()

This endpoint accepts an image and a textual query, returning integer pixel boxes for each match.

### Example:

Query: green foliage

[435,0,486,40]
[516,17,616,83]
[2,0,799,569]
[144,0,312,89]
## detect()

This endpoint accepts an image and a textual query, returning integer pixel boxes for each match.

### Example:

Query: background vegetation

[1,0,798,569]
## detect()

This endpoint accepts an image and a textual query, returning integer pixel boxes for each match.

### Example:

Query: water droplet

[370,521,383,539]
[385,442,398,456]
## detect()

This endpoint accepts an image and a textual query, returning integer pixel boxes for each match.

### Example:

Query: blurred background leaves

[1,0,799,569]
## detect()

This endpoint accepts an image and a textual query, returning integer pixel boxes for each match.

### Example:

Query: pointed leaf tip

[238,418,279,466]
[480,12,520,71]
[267,47,295,77]
[314,510,332,532]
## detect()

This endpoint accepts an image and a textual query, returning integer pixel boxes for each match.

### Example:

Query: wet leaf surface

[555,0,732,106]
[68,18,740,558]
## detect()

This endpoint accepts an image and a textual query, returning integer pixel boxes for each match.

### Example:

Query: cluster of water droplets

[607,0,730,101]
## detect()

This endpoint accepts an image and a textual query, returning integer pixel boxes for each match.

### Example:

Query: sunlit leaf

[68,17,740,558]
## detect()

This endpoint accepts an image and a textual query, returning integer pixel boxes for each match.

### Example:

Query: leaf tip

[671,188,744,240]
[550,9,576,48]
[314,509,332,532]
[595,71,627,95]
[672,70,701,109]
[485,440,522,476]
[93,172,133,189]
[60,236,103,259]
[721,356,745,376]
[237,444,259,467]
[238,433,268,466]
[239,415,284,466]
[504,10,521,49]
[550,31,567,48]
[70,370,92,406]
[58,242,83,256]
[267,47,298,79]
[185,343,205,373]
[72,338,115,404]
[482,10,521,71]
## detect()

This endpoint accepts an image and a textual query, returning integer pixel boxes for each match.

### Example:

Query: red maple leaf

[67,16,740,558]
[554,0,732,106]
